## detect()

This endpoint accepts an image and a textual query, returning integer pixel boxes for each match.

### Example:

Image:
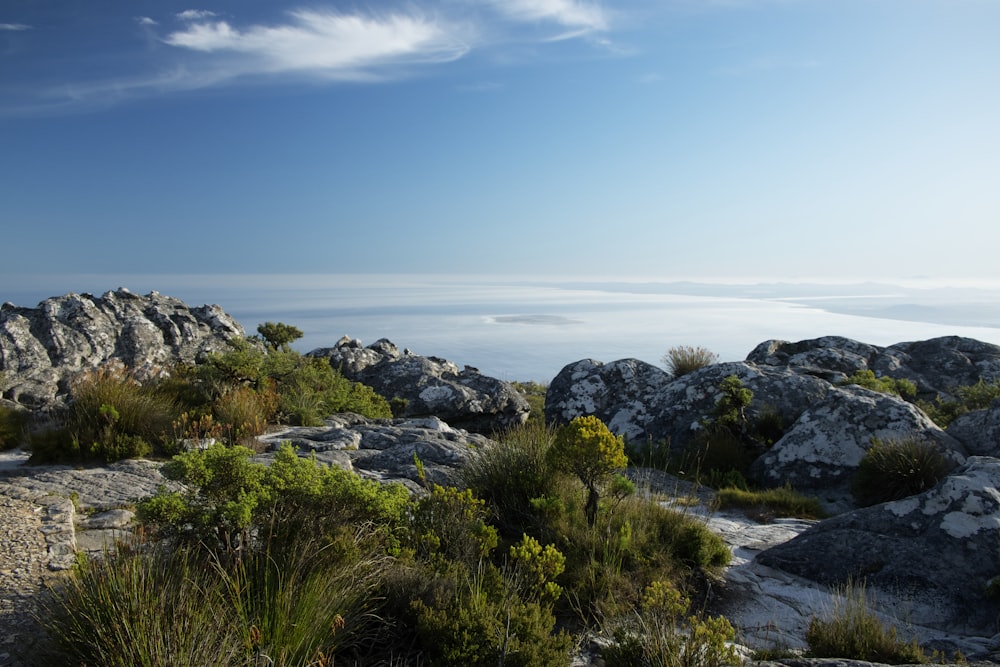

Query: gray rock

[946,400,1000,456]
[747,336,881,380]
[309,336,529,434]
[0,289,244,409]
[756,456,1000,637]
[257,413,492,489]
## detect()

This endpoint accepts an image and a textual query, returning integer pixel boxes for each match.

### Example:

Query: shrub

[213,385,275,445]
[0,405,28,450]
[549,416,628,526]
[511,381,547,425]
[256,321,303,352]
[840,369,917,399]
[662,345,719,380]
[919,378,1000,428]
[603,580,742,667]
[715,485,826,520]
[852,437,954,507]
[806,579,926,664]
[460,421,558,536]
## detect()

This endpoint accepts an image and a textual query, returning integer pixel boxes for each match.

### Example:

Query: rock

[751,335,1000,400]
[308,337,530,434]
[547,350,965,509]
[751,385,965,510]
[946,400,1000,456]
[0,289,244,409]
[256,413,492,490]
[756,457,1000,638]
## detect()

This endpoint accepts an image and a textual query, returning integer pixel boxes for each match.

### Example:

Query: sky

[2,0,999,283]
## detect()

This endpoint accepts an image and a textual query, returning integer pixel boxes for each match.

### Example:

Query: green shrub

[256,321,303,352]
[27,428,79,464]
[806,579,926,664]
[919,378,1000,427]
[603,580,742,667]
[715,485,826,520]
[852,437,954,506]
[409,484,498,570]
[662,345,719,380]
[549,415,628,526]
[0,405,28,450]
[841,369,917,399]
[213,385,275,445]
[460,421,558,536]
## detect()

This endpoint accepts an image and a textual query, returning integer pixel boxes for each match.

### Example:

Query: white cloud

[177,10,218,22]
[493,0,609,33]
[163,10,470,78]
[136,17,158,27]
[0,23,31,31]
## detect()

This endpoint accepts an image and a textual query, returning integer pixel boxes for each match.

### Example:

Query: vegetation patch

[918,378,1000,428]
[840,369,917,399]
[715,485,826,520]
[662,345,719,380]
[852,437,954,507]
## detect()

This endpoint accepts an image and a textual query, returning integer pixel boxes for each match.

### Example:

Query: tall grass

[662,346,719,380]
[852,437,953,506]
[714,485,826,520]
[806,579,926,664]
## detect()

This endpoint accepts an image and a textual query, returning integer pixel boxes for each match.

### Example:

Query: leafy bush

[408,484,499,570]
[256,321,303,352]
[549,415,628,526]
[840,369,917,399]
[29,366,179,463]
[715,485,826,520]
[852,437,954,507]
[0,405,28,450]
[806,579,926,664]
[918,378,1000,428]
[460,420,557,535]
[603,580,742,667]
[662,345,719,380]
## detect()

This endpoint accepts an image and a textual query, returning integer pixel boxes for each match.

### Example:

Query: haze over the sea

[5,274,1000,383]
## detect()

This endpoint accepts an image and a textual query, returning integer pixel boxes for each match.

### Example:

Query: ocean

[4,274,1000,383]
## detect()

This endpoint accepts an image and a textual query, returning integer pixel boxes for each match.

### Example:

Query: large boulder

[309,337,530,434]
[751,335,1000,400]
[0,289,244,409]
[756,456,1000,638]
[256,413,492,491]
[546,353,964,508]
[946,399,1000,456]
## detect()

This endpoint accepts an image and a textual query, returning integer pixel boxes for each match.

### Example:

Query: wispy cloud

[136,17,158,27]
[0,23,31,31]
[162,10,470,80]
[492,0,609,36]
[176,10,218,22]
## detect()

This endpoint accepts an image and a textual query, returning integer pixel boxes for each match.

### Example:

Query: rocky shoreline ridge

[3,289,1000,665]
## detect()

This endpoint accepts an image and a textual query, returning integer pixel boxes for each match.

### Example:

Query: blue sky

[2,0,998,283]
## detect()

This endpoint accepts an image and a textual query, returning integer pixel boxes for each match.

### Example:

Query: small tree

[548,416,628,527]
[256,322,303,352]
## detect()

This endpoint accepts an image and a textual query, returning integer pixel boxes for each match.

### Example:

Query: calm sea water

[5,274,1000,383]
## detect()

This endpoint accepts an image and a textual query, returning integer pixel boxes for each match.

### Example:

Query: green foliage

[511,380,548,425]
[256,321,304,352]
[806,579,926,664]
[0,404,28,451]
[40,528,390,667]
[663,345,720,380]
[840,369,917,399]
[409,484,499,569]
[715,485,826,520]
[603,580,742,667]
[918,378,1000,428]
[30,365,179,463]
[460,420,558,535]
[138,442,409,552]
[549,415,629,526]
[852,437,954,506]
[713,375,752,427]
[213,385,276,444]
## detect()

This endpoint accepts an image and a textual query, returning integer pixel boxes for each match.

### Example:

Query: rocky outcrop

[0,289,244,409]
[749,335,1000,399]
[256,413,492,491]
[546,348,964,508]
[946,400,1000,457]
[309,336,530,434]
[756,456,1000,638]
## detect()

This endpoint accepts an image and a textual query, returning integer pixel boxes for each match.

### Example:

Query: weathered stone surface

[547,350,965,508]
[257,413,492,490]
[750,335,1000,400]
[757,457,1000,638]
[751,386,965,509]
[309,336,530,434]
[0,289,244,409]
[946,400,1000,456]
